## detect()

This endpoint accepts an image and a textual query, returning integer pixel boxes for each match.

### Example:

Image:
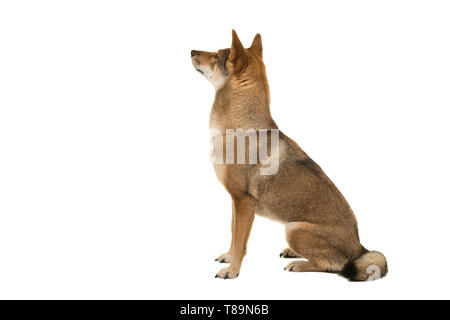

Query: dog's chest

[209,119,250,194]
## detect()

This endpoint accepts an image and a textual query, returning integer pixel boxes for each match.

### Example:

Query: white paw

[215,267,240,279]
[215,252,232,263]
[279,247,302,258]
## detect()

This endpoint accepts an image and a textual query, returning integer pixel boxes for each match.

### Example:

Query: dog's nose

[191,50,198,57]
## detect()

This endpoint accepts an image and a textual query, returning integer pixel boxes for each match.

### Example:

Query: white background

[1,1,449,299]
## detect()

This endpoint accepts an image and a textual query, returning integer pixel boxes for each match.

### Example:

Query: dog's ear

[230,30,248,70]
[249,33,262,58]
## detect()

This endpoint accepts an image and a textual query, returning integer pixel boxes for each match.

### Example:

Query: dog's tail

[340,249,388,281]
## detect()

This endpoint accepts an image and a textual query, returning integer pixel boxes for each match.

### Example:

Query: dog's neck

[210,73,276,130]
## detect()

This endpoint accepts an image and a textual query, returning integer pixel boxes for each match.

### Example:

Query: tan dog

[191,30,387,281]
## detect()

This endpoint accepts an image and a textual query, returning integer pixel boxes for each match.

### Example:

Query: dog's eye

[214,54,219,59]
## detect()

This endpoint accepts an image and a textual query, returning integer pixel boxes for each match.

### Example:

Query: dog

[191,30,387,281]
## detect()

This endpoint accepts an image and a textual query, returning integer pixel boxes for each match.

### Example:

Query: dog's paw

[279,247,303,258]
[284,261,298,271]
[215,267,239,279]
[284,260,314,272]
[215,252,232,263]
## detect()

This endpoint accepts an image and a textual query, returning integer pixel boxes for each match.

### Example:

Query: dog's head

[191,30,264,90]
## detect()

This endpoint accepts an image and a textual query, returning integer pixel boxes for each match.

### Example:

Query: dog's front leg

[215,195,255,279]
[215,203,235,263]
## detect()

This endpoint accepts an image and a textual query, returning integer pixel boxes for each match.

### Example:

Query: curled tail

[340,250,388,281]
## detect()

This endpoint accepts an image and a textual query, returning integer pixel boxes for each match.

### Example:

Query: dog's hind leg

[284,260,321,272]
[279,247,304,258]
[284,222,351,274]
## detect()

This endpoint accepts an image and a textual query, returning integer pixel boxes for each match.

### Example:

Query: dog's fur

[191,30,387,281]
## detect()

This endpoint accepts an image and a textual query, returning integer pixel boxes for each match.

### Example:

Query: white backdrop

[1,1,449,299]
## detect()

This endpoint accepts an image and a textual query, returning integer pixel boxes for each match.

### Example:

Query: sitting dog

[191,30,387,281]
